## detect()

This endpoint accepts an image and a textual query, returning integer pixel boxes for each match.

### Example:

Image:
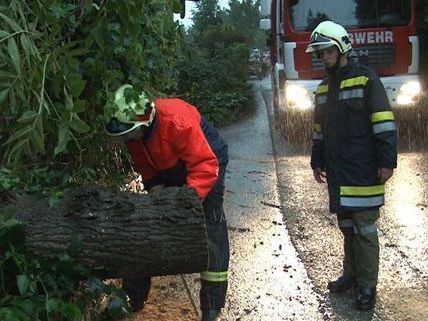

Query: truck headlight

[285,84,312,110]
[397,81,421,105]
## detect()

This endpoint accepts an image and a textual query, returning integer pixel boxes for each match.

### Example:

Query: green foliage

[0,160,106,208]
[0,0,183,172]
[191,91,248,126]
[190,0,223,38]
[0,211,130,321]
[224,0,266,48]
[179,1,252,126]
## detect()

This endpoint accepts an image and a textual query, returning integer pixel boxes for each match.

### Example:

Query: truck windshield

[289,0,411,32]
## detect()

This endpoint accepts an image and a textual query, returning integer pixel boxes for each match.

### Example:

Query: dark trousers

[200,165,230,310]
[337,209,380,288]
[123,165,230,311]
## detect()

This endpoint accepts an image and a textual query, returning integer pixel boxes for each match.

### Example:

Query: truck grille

[311,45,396,70]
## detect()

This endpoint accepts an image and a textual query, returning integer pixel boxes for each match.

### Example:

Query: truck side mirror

[260,18,271,31]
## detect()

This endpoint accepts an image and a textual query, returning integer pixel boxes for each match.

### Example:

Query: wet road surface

[131,77,428,321]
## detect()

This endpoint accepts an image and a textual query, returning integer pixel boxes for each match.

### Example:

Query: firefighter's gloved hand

[149,184,166,194]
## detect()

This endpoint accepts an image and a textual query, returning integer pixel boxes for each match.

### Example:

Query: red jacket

[126,98,219,199]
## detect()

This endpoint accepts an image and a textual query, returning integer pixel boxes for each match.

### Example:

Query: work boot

[355,286,376,310]
[201,309,221,321]
[327,275,355,293]
[127,296,145,313]
[122,276,151,312]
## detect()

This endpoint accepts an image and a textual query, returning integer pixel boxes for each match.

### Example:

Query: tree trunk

[12,185,208,278]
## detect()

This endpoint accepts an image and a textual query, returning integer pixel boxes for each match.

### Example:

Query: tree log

[11,186,208,278]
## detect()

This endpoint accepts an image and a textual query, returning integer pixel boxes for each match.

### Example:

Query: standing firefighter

[306,21,397,310]
[105,84,229,321]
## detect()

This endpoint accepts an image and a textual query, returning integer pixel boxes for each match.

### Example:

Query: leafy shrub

[178,23,251,126]
[0,1,182,173]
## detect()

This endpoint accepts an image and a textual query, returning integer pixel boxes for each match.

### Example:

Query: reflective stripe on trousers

[201,271,228,282]
[339,218,377,235]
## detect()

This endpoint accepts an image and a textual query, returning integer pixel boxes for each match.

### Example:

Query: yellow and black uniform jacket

[311,60,397,213]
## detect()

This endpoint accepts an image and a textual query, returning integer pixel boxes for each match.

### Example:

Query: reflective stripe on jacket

[126,98,228,199]
[311,60,397,213]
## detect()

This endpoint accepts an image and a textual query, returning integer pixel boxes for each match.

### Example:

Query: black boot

[201,309,221,321]
[355,286,376,310]
[122,276,152,312]
[327,275,355,293]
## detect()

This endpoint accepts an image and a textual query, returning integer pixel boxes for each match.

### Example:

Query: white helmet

[105,84,155,136]
[305,21,352,54]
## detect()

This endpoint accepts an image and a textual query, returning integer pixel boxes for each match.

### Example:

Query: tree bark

[12,185,208,278]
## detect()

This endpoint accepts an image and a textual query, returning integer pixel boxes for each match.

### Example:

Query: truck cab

[260,0,421,110]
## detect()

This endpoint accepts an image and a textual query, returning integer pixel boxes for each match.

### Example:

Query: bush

[178,25,251,126]
[0,1,182,173]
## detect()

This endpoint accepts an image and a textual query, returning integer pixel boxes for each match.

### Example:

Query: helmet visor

[306,32,336,53]
[106,117,137,136]
[306,42,335,53]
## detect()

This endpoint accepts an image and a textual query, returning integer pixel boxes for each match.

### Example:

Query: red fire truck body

[260,0,421,110]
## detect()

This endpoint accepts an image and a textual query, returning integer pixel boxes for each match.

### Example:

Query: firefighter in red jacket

[105,84,229,321]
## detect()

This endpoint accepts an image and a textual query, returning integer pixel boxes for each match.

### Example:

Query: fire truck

[260,0,421,110]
